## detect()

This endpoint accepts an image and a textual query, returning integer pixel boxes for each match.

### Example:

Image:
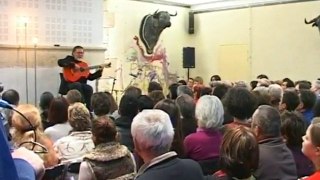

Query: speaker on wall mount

[183,47,195,68]
[188,12,194,34]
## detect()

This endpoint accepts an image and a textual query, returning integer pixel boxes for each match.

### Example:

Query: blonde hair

[68,102,91,131]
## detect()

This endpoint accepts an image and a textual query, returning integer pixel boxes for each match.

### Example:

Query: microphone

[129,73,138,78]
[0,100,13,109]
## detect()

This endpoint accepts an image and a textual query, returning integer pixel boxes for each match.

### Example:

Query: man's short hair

[131,109,174,155]
[252,105,281,137]
[2,89,20,106]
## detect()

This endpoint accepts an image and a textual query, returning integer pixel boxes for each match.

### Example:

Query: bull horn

[169,11,177,16]
[305,18,316,24]
[154,9,159,15]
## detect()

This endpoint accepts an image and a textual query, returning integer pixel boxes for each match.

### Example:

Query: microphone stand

[111,77,116,96]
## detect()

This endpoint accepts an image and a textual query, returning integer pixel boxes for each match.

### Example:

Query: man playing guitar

[58,46,103,110]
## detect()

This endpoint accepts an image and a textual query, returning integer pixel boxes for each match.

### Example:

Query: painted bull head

[139,10,177,54]
[305,15,320,33]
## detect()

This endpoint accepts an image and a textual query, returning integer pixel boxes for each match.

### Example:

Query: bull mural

[305,15,320,33]
[139,10,177,54]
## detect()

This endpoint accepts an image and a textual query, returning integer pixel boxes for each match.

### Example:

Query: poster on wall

[0,0,103,46]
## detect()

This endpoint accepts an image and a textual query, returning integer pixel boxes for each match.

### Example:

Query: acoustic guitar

[63,61,111,82]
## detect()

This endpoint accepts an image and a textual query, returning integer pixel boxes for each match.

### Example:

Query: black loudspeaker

[183,47,195,68]
[188,12,194,34]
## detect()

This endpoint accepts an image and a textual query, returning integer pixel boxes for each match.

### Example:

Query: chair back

[197,157,220,175]
[43,164,66,180]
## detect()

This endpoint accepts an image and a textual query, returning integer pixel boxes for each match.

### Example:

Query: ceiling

[134,0,317,13]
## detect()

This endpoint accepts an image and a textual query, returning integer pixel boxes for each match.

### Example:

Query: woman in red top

[302,122,320,179]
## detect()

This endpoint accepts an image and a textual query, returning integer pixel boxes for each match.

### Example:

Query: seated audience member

[251,105,297,180]
[79,116,135,180]
[200,87,213,97]
[282,78,295,91]
[280,111,314,178]
[184,95,223,161]
[1,89,20,137]
[213,126,259,180]
[250,80,258,90]
[167,83,179,100]
[193,76,204,101]
[302,122,320,179]
[187,78,195,90]
[178,79,187,85]
[148,90,165,105]
[115,95,139,152]
[147,82,162,94]
[44,97,71,142]
[252,87,271,106]
[311,79,320,99]
[223,87,257,129]
[137,95,154,111]
[154,99,184,157]
[257,74,269,79]
[295,80,312,91]
[177,85,194,97]
[212,83,230,100]
[279,90,300,113]
[104,91,118,114]
[66,89,83,105]
[297,89,316,125]
[256,78,271,87]
[39,91,54,129]
[54,102,94,163]
[132,109,205,180]
[210,75,221,82]
[11,104,59,167]
[176,94,197,137]
[268,84,283,109]
[91,92,111,118]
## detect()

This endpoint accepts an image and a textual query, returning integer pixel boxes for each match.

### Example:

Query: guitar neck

[88,65,101,70]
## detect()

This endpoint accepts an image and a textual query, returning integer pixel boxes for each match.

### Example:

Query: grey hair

[268,84,283,101]
[196,95,224,129]
[253,86,269,95]
[252,105,281,137]
[177,85,193,97]
[131,109,174,155]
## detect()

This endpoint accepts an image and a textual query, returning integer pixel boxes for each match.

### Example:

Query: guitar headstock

[103,62,111,68]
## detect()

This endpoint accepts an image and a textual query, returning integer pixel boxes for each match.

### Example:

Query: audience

[280,111,314,178]
[132,109,205,180]
[213,126,259,180]
[297,89,316,125]
[44,97,71,142]
[91,92,111,117]
[11,104,59,167]
[54,102,94,163]
[251,105,297,179]
[39,91,54,129]
[79,116,135,180]
[66,89,83,105]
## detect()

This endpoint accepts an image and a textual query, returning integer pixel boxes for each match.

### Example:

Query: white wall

[194,1,320,84]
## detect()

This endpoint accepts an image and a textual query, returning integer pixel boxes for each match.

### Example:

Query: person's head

[268,84,283,108]
[68,102,91,131]
[92,116,117,146]
[280,111,306,147]
[295,80,311,91]
[220,126,259,179]
[124,86,142,98]
[257,74,269,79]
[187,78,194,88]
[177,85,193,97]
[104,91,118,113]
[223,87,257,121]
[212,83,231,100]
[297,89,317,111]
[154,99,181,129]
[167,83,179,100]
[281,78,295,90]
[12,104,42,133]
[279,90,300,112]
[196,95,224,130]
[91,92,110,116]
[131,109,174,156]
[302,122,320,162]
[194,76,204,86]
[252,87,271,106]
[66,89,83,104]
[2,89,20,106]
[251,105,281,140]
[119,95,139,119]
[48,97,69,124]
[138,95,154,111]
[177,80,187,85]
[176,94,195,119]
[250,80,258,91]
[311,80,320,94]
[72,45,84,59]
[200,87,212,97]
[148,90,165,105]
[147,82,162,94]
[210,75,221,82]
[257,78,271,87]
[39,92,54,111]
